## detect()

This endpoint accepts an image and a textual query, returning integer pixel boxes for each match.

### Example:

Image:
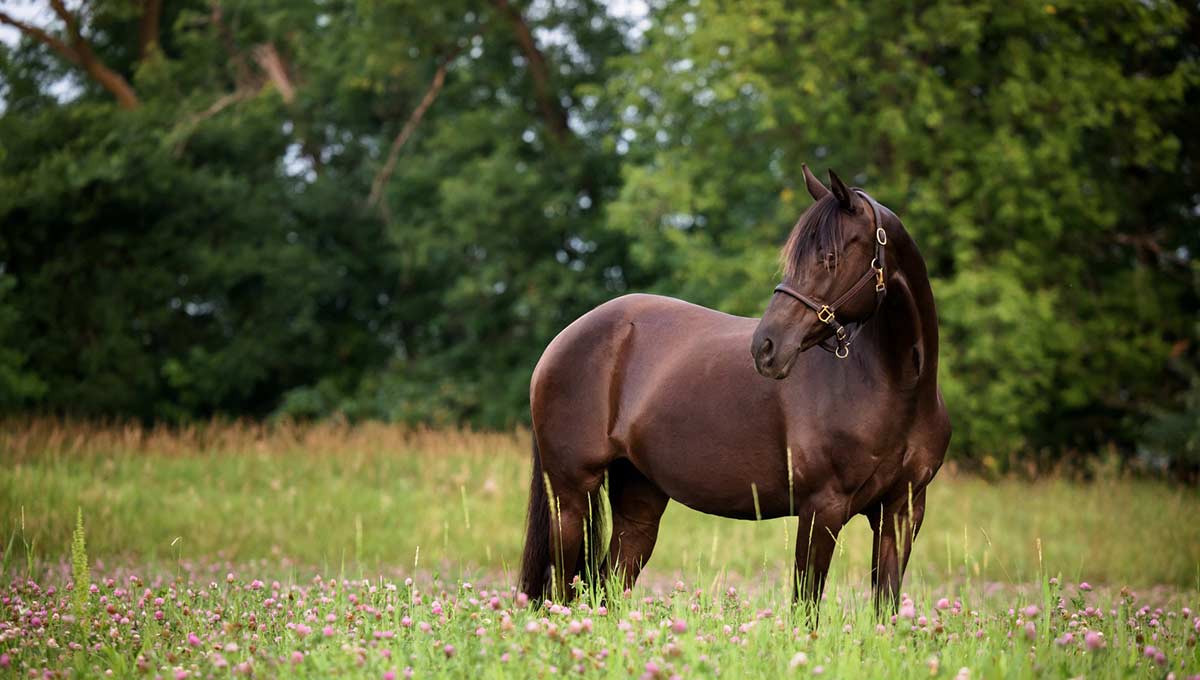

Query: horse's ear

[827,169,856,213]
[802,163,830,202]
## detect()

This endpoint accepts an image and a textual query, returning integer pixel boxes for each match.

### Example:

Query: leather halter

[772,189,887,359]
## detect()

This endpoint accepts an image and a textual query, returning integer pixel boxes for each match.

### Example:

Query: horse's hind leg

[544,469,607,601]
[603,459,669,593]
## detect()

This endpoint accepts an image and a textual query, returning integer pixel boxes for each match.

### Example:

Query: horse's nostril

[759,338,775,366]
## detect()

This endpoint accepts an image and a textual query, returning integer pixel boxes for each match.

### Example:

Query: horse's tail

[519,435,551,601]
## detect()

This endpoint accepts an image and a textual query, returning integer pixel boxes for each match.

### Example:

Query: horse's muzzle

[752,336,800,379]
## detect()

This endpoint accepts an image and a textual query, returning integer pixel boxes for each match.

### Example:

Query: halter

[772,189,887,359]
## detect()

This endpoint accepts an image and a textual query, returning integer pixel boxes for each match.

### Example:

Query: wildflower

[291,652,304,665]
[384,672,396,680]
[1025,622,1036,640]
[899,602,916,620]
[443,644,456,658]
[1079,582,1092,592]
[936,598,951,610]
[1023,605,1040,618]
[927,656,939,675]
[187,632,201,647]
[789,652,808,669]
[955,668,970,680]
[671,619,687,634]
[323,626,335,637]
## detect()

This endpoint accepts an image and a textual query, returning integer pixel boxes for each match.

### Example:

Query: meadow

[1,420,1198,678]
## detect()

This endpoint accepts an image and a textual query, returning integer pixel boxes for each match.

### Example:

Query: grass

[1,420,1198,678]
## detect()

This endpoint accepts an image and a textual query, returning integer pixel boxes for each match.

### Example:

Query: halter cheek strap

[772,189,887,359]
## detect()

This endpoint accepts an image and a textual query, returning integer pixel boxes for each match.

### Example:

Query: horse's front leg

[867,487,927,617]
[793,509,843,627]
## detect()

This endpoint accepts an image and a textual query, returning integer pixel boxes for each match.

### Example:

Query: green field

[1,422,1198,678]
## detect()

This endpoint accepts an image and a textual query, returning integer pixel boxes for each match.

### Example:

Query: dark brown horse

[520,166,950,617]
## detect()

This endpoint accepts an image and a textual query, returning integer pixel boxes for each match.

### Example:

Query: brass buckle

[835,326,848,341]
[872,258,885,292]
[817,305,835,324]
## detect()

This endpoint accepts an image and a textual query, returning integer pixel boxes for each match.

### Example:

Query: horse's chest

[785,389,918,495]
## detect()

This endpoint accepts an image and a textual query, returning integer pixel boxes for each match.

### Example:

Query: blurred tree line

[0,0,1196,471]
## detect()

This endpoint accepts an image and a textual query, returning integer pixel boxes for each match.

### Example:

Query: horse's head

[752,165,890,379]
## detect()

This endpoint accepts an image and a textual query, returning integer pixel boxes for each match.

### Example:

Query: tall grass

[1,419,1197,589]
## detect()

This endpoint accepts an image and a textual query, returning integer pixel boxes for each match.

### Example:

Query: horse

[519,165,950,618]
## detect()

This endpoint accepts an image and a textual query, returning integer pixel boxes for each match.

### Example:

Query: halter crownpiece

[772,189,887,359]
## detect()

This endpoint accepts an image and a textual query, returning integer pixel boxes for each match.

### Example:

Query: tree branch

[367,55,455,216]
[252,43,295,104]
[488,0,570,143]
[138,0,163,61]
[210,1,257,90]
[172,89,255,156]
[25,0,141,109]
[0,10,82,67]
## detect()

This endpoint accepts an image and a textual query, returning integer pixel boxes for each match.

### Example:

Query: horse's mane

[780,193,844,280]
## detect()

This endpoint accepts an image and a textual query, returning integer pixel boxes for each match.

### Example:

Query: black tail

[519,436,551,600]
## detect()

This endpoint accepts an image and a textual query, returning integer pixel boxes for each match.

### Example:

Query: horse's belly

[619,374,813,520]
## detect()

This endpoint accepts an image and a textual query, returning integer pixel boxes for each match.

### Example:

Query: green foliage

[0,0,1197,464]
[0,274,45,408]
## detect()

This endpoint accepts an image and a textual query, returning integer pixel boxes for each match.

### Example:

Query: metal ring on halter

[835,344,850,359]
[876,227,887,245]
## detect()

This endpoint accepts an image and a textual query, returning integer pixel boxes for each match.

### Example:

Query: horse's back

[532,293,743,388]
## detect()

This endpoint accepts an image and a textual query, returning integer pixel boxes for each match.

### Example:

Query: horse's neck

[868,235,939,391]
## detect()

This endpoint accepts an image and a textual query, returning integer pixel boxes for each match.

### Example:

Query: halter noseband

[772,189,887,359]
